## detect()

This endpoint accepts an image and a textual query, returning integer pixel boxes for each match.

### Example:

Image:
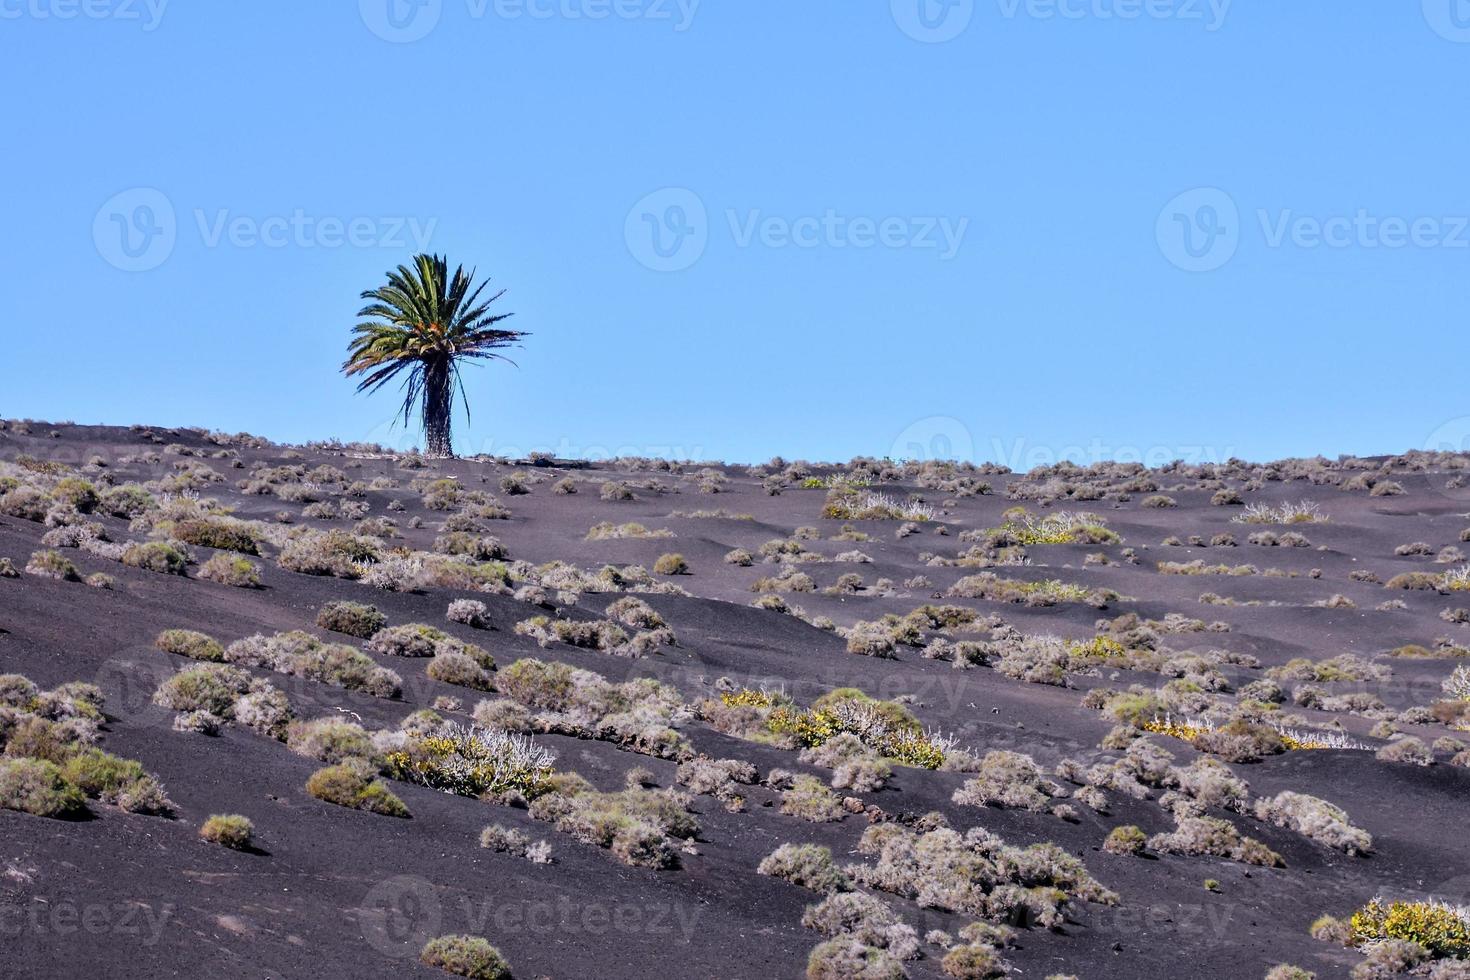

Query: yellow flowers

[719,689,777,709]
[1349,899,1470,958]
[1140,716,1208,741]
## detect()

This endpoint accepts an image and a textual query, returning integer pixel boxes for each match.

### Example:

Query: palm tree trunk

[423,360,454,458]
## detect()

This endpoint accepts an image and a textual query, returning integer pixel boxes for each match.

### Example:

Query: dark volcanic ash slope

[1,420,1469,980]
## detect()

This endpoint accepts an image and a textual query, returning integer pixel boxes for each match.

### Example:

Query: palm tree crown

[344,254,526,458]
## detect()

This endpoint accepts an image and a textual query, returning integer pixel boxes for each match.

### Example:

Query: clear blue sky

[4,1,1469,465]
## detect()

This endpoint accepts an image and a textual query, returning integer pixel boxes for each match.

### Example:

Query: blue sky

[3,1,1469,466]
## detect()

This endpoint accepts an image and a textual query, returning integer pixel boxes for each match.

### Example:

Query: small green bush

[198,553,262,587]
[419,934,511,980]
[25,549,80,582]
[121,541,189,575]
[170,517,258,555]
[315,600,387,638]
[306,761,410,818]
[1103,825,1147,856]
[653,552,689,576]
[60,748,174,815]
[200,814,254,849]
[757,843,850,893]
[0,758,87,818]
[155,629,225,662]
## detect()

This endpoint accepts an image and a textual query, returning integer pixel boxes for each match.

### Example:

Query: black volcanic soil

[2,421,1469,980]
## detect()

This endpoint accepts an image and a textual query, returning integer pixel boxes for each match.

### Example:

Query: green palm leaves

[344,254,526,457]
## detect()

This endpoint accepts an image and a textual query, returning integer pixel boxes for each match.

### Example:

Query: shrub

[316,601,387,639]
[758,843,851,893]
[653,553,689,576]
[155,629,225,662]
[56,746,172,816]
[479,823,553,863]
[1349,899,1470,959]
[447,599,489,628]
[725,548,754,566]
[234,688,293,740]
[25,549,79,582]
[198,553,261,587]
[781,774,846,822]
[170,517,258,554]
[801,891,918,961]
[228,631,402,699]
[385,724,556,802]
[1103,825,1147,855]
[605,596,666,630]
[1148,815,1282,867]
[846,622,898,659]
[1253,791,1372,855]
[199,814,254,849]
[306,761,411,817]
[1265,967,1315,980]
[1376,737,1434,767]
[428,652,495,691]
[153,664,251,717]
[121,540,190,575]
[0,757,86,818]
[940,944,1006,979]
[368,623,454,658]
[286,717,375,763]
[807,938,907,980]
[952,750,1057,812]
[419,935,511,980]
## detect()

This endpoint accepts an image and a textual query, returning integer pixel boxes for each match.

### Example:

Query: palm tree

[344,254,526,458]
